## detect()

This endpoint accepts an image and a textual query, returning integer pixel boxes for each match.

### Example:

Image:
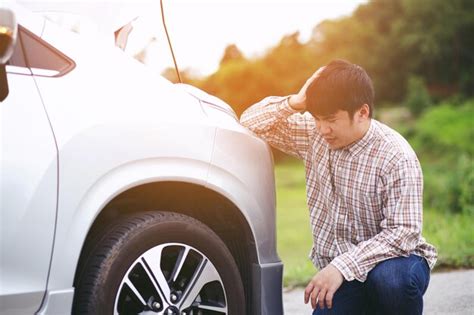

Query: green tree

[219,44,244,66]
[196,0,474,111]
[404,76,432,116]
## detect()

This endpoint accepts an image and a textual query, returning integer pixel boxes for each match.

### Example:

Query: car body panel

[0,70,58,314]
[36,288,74,315]
[181,84,280,264]
[206,128,279,264]
[47,157,213,291]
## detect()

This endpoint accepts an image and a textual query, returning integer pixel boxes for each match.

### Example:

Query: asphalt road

[283,269,474,314]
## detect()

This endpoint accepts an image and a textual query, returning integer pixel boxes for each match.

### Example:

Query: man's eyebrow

[316,114,337,120]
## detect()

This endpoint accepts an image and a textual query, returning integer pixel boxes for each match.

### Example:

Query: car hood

[176,83,237,120]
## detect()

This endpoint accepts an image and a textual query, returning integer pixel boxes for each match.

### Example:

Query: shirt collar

[344,119,375,158]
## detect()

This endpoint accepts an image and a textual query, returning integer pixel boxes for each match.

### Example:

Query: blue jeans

[312,255,430,315]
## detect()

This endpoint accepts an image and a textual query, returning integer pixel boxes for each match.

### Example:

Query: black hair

[306,59,374,118]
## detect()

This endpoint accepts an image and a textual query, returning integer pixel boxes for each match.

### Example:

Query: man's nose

[319,122,332,135]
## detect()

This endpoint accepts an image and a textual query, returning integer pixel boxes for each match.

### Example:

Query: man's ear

[357,104,370,121]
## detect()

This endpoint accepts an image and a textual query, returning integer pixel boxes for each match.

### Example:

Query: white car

[0,3,283,314]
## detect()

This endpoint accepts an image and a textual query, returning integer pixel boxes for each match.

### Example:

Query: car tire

[72,211,245,315]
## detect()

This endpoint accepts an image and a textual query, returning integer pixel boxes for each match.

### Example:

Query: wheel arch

[73,181,258,313]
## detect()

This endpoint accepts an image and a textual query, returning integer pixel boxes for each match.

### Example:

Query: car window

[6,27,28,74]
[42,12,175,74]
[7,25,75,77]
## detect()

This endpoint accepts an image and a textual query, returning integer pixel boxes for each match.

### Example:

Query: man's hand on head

[304,264,344,310]
[288,66,325,111]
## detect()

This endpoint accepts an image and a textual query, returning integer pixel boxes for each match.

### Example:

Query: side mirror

[0,8,17,64]
[0,8,17,101]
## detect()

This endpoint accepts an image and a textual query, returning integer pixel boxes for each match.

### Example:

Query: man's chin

[326,139,341,149]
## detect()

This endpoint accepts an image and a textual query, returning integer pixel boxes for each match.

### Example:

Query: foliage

[404,76,432,117]
[189,0,474,116]
[452,154,474,216]
[274,161,315,287]
[421,210,474,269]
[161,67,198,84]
[196,33,317,116]
[219,44,244,67]
[408,100,473,214]
[412,100,474,155]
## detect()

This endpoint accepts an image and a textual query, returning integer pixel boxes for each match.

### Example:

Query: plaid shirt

[241,96,437,282]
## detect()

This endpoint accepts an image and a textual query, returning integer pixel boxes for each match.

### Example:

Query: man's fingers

[325,290,335,309]
[304,283,314,304]
[311,287,320,309]
[301,67,324,92]
[318,288,327,309]
[314,66,326,78]
[306,66,325,86]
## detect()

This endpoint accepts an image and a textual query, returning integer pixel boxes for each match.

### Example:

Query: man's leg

[312,280,366,315]
[365,254,430,315]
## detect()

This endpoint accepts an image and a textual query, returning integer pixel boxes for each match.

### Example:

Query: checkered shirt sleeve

[240,96,316,159]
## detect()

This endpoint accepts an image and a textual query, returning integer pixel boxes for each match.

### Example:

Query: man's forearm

[288,94,306,111]
[240,96,295,133]
[240,96,315,160]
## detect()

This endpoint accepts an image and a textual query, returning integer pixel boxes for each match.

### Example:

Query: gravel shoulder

[283,269,474,314]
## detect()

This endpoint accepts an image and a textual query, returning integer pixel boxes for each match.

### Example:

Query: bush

[457,154,474,216]
[413,100,473,154]
[410,100,474,214]
[404,76,433,117]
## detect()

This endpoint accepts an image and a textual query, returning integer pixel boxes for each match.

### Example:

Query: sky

[141,0,368,76]
[20,0,367,76]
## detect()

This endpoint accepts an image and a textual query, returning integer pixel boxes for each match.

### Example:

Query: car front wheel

[73,211,245,315]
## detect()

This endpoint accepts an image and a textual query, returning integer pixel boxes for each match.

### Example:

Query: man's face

[313,110,364,150]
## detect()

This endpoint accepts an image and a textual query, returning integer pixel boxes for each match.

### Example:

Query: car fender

[46,157,212,292]
[207,128,279,265]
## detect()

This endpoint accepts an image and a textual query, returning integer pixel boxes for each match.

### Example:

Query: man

[240,59,437,315]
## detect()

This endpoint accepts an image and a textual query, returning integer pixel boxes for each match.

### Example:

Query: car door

[0,22,59,314]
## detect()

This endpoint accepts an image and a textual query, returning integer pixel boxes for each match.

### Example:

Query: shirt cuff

[275,96,299,117]
[330,253,365,282]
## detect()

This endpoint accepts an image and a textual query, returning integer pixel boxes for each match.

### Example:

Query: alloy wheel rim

[113,243,228,314]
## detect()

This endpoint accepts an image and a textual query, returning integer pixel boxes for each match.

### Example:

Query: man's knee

[366,256,429,299]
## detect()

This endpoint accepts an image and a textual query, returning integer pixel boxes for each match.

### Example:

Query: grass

[423,210,474,269]
[275,160,474,288]
[275,160,315,288]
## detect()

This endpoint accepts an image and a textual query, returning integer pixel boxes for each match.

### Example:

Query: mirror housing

[0,7,17,102]
[0,8,17,64]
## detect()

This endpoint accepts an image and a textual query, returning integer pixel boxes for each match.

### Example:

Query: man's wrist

[330,255,358,282]
[288,94,305,111]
